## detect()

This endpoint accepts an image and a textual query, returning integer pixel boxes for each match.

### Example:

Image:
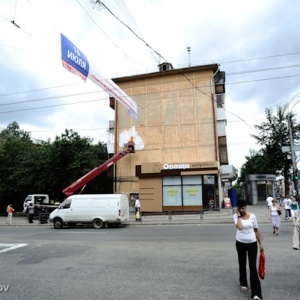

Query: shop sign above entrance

[163,163,190,170]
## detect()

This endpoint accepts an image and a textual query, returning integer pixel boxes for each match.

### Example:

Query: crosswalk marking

[0,243,27,253]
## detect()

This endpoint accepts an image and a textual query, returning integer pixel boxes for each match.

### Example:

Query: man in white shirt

[266,194,273,210]
[135,198,140,213]
[135,198,141,222]
[282,195,292,220]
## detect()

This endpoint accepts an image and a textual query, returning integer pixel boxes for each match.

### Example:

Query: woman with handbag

[234,199,264,300]
[290,196,299,226]
[269,198,281,235]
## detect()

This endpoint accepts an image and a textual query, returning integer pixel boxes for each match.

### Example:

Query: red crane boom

[62,138,135,197]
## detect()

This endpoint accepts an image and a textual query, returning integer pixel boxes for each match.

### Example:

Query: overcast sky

[1,0,300,173]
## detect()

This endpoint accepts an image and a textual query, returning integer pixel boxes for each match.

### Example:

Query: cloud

[1,0,300,171]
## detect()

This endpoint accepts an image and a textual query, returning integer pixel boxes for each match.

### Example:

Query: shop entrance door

[202,185,216,210]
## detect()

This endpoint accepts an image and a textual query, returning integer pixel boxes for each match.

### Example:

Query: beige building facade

[110,63,228,212]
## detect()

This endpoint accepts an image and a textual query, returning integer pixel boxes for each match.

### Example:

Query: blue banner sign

[61,34,89,81]
[61,33,138,119]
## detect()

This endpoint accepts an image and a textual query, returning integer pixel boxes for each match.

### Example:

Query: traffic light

[294,174,298,180]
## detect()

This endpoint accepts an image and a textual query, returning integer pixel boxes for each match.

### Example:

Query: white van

[49,194,129,229]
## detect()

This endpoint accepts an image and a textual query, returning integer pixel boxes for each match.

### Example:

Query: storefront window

[182,176,202,206]
[163,176,202,207]
[163,177,182,206]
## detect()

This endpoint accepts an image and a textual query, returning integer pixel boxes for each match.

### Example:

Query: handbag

[277,209,282,216]
[258,252,265,280]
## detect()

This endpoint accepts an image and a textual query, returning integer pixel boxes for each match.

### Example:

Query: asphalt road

[0,222,299,300]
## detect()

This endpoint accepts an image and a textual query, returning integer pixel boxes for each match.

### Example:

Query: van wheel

[93,218,103,229]
[53,218,63,229]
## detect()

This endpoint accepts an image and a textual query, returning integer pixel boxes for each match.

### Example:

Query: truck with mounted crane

[62,137,135,197]
[48,138,135,228]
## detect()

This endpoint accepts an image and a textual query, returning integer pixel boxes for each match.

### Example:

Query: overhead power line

[75,0,149,68]
[220,51,300,64]
[0,97,105,114]
[91,0,168,64]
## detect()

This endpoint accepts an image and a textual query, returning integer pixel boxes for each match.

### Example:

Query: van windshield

[60,199,72,209]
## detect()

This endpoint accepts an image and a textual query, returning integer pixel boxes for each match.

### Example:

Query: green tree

[0,121,31,140]
[0,124,112,212]
[0,122,38,211]
[46,129,112,201]
[241,104,300,193]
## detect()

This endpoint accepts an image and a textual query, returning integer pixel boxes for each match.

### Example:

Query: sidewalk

[131,205,273,225]
[0,205,278,227]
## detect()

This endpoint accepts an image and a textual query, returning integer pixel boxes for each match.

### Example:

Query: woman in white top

[233,199,264,300]
[269,199,281,235]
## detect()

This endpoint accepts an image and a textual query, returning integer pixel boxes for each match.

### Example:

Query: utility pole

[288,117,299,201]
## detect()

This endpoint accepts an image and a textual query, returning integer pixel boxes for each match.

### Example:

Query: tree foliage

[0,123,112,212]
[240,104,300,193]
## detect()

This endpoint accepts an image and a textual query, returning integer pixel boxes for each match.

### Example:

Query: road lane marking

[0,243,27,253]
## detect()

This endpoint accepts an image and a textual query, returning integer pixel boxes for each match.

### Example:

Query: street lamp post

[288,99,300,201]
[281,96,300,201]
[288,117,299,201]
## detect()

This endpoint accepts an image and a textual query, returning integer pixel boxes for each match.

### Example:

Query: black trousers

[28,213,34,223]
[236,240,262,299]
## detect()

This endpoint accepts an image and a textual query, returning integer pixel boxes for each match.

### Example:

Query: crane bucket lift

[62,138,135,197]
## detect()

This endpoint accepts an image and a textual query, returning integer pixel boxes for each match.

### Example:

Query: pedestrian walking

[275,191,282,206]
[135,198,141,221]
[6,204,14,225]
[290,196,299,226]
[282,194,292,220]
[265,194,273,210]
[269,199,281,235]
[293,216,300,251]
[27,203,35,223]
[233,199,264,300]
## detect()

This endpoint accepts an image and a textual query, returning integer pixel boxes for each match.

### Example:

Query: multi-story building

[109,63,236,212]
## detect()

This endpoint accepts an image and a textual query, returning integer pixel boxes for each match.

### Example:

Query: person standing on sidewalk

[135,198,141,221]
[265,194,273,210]
[290,197,299,226]
[282,195,292,220]
[293,216,300,251]
[28,203,35,223]
[6,204,14,225]
[233,199,264,300]
[269,199,281,235]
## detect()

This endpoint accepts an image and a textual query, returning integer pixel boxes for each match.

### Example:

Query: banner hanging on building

[61,34,138,120]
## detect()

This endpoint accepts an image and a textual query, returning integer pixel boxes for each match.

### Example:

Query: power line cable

[2,1,300,130]
[226,63,300,76]
[114,0,158,63]
[220,51,300,65]
[1,72,300,121]
[93,0,167,64]
[0,90,104,107]
[0,82,86,97]
[0,62,299,99]
[0,97,105,114]
[75,0,148,68]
